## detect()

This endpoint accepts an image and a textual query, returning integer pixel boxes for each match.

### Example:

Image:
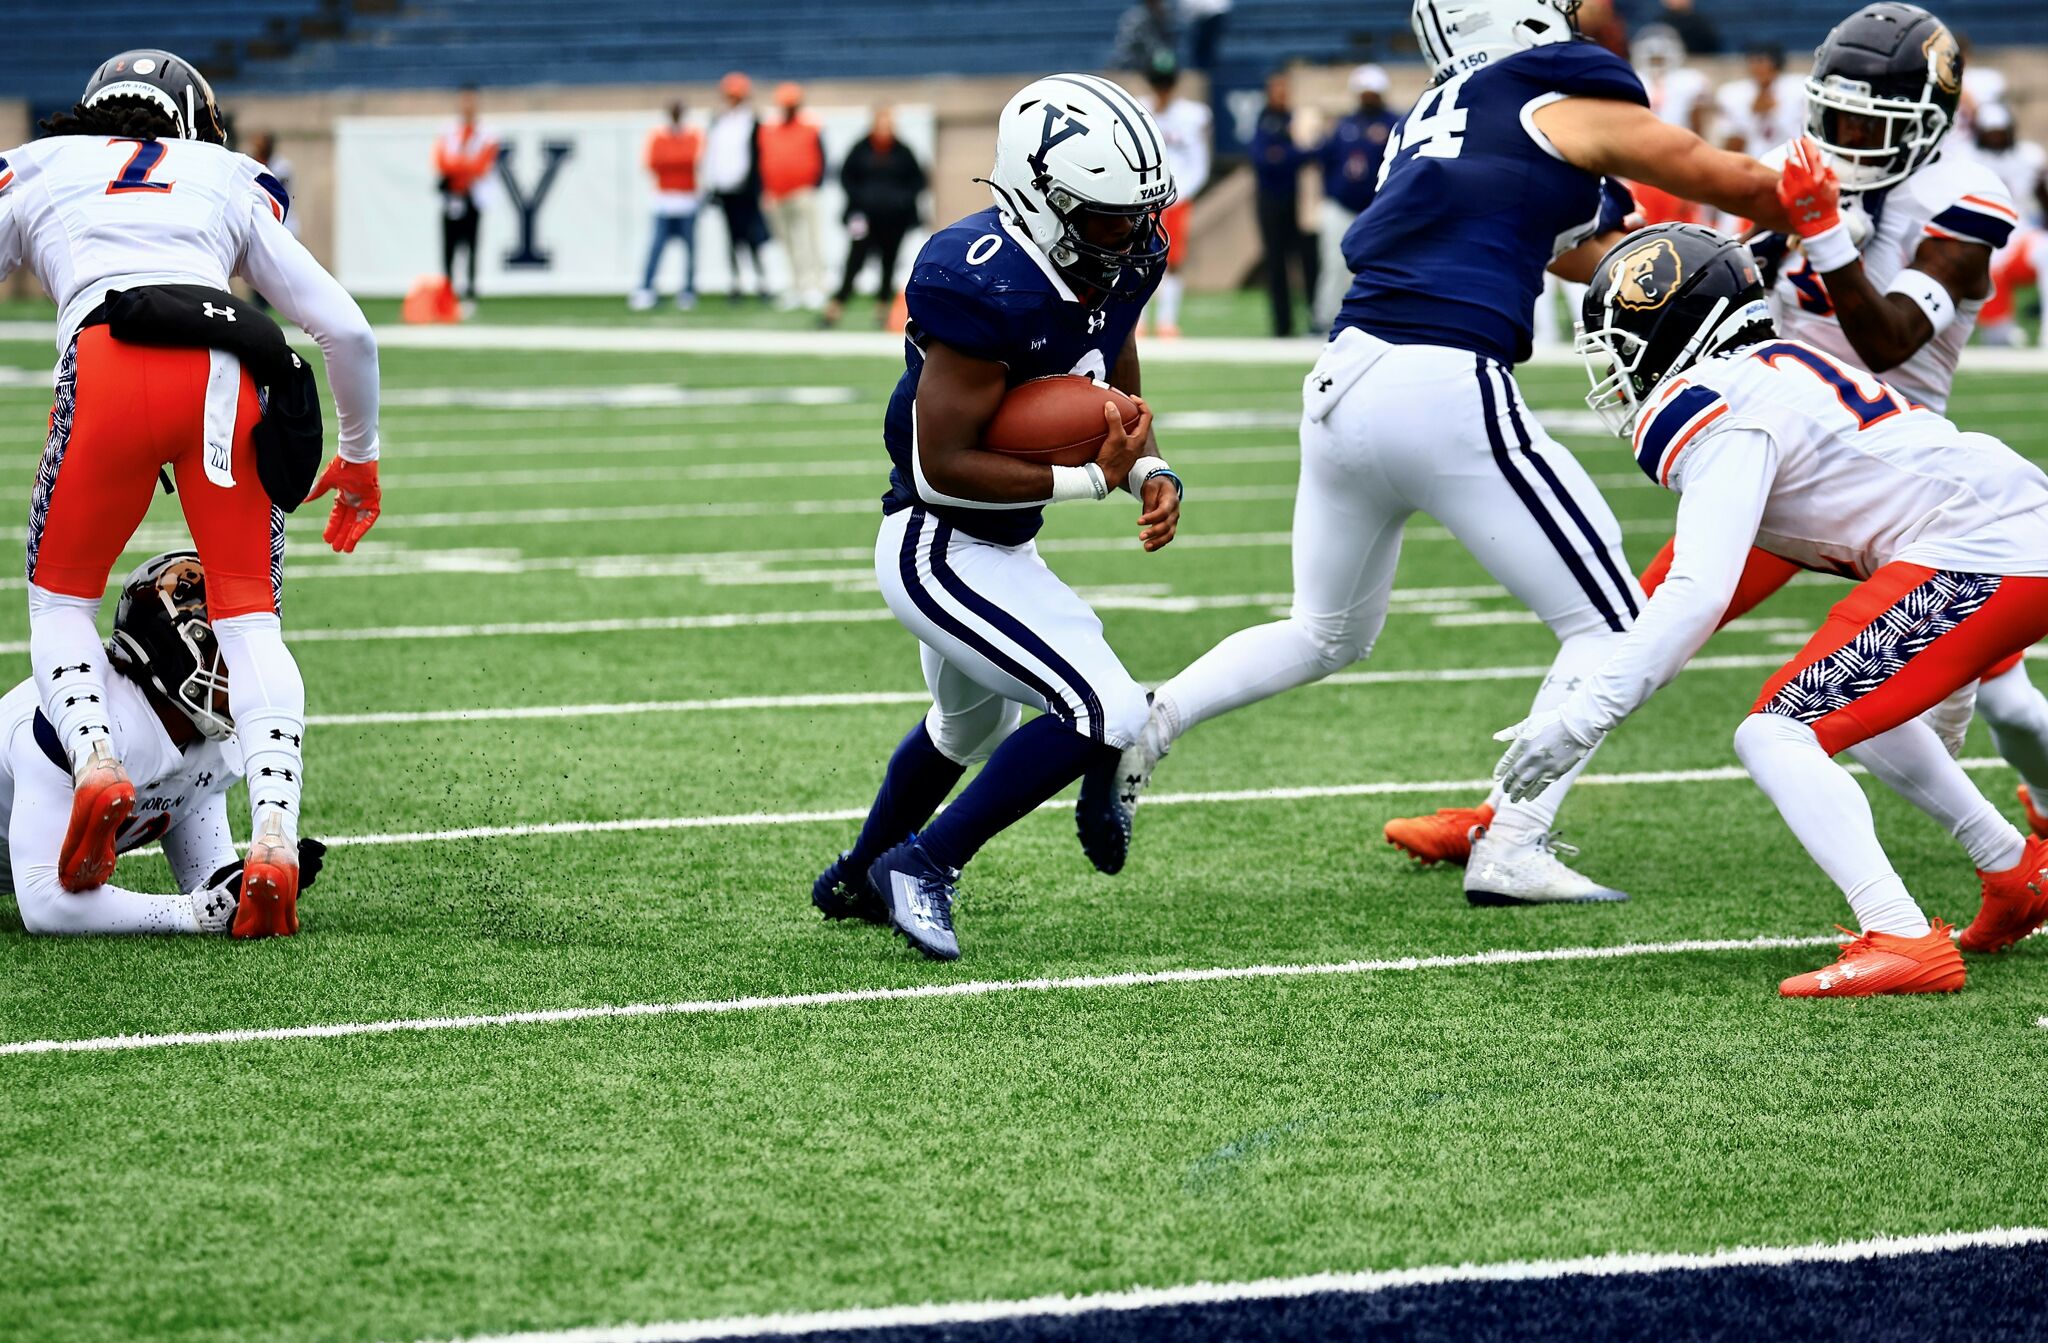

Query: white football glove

[1492,710,1600,804]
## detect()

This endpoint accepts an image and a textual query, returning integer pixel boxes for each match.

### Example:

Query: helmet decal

[1613,238,1683,311]
[1924,25,1961,96]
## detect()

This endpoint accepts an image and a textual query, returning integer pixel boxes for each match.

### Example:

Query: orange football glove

[306,457,381,553]
[1776,137,1842,240]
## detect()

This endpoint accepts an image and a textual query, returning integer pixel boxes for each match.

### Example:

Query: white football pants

[1155,330,1644,840]
[876,506,1151,756]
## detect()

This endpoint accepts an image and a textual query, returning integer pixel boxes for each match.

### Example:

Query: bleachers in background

[1,0,2041,107]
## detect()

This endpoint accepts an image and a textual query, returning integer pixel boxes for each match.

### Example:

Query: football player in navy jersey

[1107,0,1796,906]
[810,74,1185,961]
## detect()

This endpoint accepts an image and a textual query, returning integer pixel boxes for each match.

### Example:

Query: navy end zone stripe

[254,171,290,222]
[1477,359,1627,634]
[1926,200,2015,248]
[898,510,1104,741]
[1633,384,1723,482]
[1498,371,1638,622]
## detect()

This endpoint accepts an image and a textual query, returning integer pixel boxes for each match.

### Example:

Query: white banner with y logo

[333,107,934,298]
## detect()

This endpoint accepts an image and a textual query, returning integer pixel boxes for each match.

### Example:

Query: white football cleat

[1464,829,1628,906]
[627,289,657,312]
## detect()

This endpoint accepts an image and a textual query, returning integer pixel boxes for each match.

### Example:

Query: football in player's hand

[983,375,1143,467]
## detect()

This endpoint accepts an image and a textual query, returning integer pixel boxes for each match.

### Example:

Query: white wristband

[1050,462,1108,503]
[1885,267,1958,336]
[1124,455,1175,497]
[1799,220,1860,274]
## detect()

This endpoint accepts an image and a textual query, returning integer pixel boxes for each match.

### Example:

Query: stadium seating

[0,0,2036,108]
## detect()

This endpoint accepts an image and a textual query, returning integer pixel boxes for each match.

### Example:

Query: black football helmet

[1575,224,1775,435]
[1805,4,1961,191]
[108,551,234,741]
[81,50,226,145]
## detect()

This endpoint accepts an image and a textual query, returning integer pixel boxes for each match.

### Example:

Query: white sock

[214,612,305,845]
[1157,274,1184,329]
[1848,719,2026,873]
[1488,630,1626,844]
[1978,661,2048,800]
[1153,616,1358,750]
[28,584,114,774]
[1735,712,1930,936]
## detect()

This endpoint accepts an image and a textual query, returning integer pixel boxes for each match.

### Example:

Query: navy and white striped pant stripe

[894,508,1110,743]
[1476,356,1636,634]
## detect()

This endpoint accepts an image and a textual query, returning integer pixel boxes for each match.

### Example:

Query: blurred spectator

[1958,35,2007,138]
[248,133,298,238]
[1717,44,1804,157]
[1143,54,1211,338]
[761,82,828,311]
[632,101,703,312]
[705,71,774,302]
[1250,71,1316,337]
[1114,0,1179,71]
[1969,103,2048,348]
[1181,0,1230,72]
[433,86,499,310]
[824,107,927,328]
[1654,0,1719,55]
[1633,26,1708,136]
[1312,64,1397,331]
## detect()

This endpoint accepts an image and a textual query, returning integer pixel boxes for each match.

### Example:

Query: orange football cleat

[1958,835,2048,954]
[232,813,301,939]
[1779,922,1965,998]
[2019,784,2048,840]
[1384,802,1494,867]
[58,742,134,892]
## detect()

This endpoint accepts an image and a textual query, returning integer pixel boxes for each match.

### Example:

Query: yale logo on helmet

[1613,238,1683,311]
[1028,105,1090,180]
[1923,24,1961,96]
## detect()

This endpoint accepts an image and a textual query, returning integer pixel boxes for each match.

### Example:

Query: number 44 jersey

[0,136,291,345]
[1333,42,1644,365]
[1632,338,2048,581]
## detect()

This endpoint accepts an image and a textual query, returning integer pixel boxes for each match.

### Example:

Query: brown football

[981,375,1143,468]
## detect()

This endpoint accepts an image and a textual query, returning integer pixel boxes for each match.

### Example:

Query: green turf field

[0,327,2044,1343]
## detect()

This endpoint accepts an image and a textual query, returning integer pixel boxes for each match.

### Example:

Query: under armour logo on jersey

[49,662,91,679]
[196,773,214,788]
[201,302,236,321]
[268,728,302,747]
[1315,375,1334,392]
[1087,310,1107,335]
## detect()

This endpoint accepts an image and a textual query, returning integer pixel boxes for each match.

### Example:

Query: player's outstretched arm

[1776,139,1987,373]
[1532,98,1792,234]
[240,200,384,552]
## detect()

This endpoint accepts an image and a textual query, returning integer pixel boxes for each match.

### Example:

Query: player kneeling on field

[1494,222,2048,997]
[4,552,323,936]
[810,74,1183,961]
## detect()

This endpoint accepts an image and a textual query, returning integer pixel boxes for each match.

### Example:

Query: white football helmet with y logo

[986,74,1177,305]
[1411,0,1582,81]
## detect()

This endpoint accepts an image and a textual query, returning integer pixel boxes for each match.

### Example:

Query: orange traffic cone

[885,290,909,333]
[402,276,461,324]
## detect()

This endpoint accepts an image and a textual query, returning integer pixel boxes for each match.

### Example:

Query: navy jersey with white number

[883,206,1156,546]
[1333,43,1645,365]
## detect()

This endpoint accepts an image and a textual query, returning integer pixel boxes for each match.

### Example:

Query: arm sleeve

[240,202,382,462]
[7,742,199,934]
[161,789,239,894]
[1558,429,1779,740]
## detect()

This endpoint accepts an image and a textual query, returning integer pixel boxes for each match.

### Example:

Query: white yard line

[425,1227,2048,1343]
[0,933,1843,1058]
[304,653,1787,727]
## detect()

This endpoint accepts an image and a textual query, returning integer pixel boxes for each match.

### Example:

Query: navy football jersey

[1333,43,1646,365]
[882,206,1157,546]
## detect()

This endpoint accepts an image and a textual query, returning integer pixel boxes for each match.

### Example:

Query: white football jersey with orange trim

[1773,155,2018,412]
[0,136,288,344]
[1633,338,2048,579]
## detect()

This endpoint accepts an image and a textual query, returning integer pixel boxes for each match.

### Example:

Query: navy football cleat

[868,840,961,960]
[1075,750,1134,875]
[812,850,887,924]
